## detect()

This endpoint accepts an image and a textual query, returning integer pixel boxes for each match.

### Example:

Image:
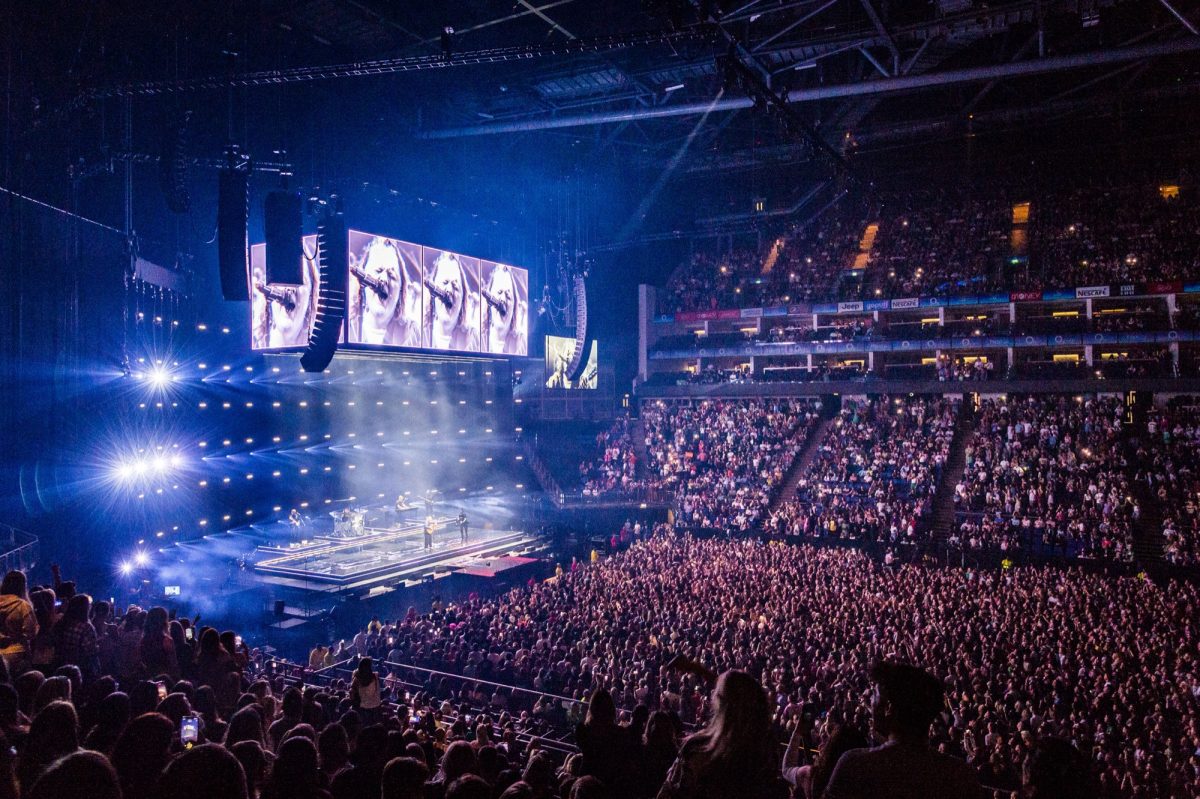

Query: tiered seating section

[642,398,821,532]
[954,396,1134,560]
[767,396,958,544]
[662,180,1200,311]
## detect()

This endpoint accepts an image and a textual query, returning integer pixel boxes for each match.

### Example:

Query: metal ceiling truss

[420,36,1200,137]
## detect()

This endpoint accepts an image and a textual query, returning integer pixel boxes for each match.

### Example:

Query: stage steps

[929,401,975,544]
[764,416,834,518]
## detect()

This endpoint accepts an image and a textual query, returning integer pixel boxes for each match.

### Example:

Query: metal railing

[0,524,39,576]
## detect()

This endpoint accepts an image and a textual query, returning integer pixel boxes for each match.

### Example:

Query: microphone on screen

[351,265,390,301]
[255,282,297,313]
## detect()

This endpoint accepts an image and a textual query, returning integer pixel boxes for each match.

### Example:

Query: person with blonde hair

[657,670,788,799]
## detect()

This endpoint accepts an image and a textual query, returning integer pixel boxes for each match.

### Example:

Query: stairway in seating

[1122,412,1166,566]
[630,416,651,482]
[929,401,975,544]
[765,416,834,518]
[1129,476,1165,566]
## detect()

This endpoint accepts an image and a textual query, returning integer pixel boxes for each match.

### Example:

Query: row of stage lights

[115,344,523,545]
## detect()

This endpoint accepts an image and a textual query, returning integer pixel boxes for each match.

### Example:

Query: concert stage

[252,518,545,594]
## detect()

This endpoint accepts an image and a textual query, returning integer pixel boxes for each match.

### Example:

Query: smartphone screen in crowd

[184,627,193,641]
[181,715,199,747]
[157,681,168,701]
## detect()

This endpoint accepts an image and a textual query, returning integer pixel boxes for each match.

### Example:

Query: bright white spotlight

[134,551,149,567]
[132,460,149,477]
[114,462,136,481]
[118,562,133,575]
[152,456,169,474]
[169,454,184,468]
[146,365,172,388]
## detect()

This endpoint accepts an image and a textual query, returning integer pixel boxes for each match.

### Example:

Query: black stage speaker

[264,190,303,285]
[274,599,286,618]
[217,158,250,301]
[300,199,348,373]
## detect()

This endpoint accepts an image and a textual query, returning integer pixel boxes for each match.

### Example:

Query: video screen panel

[480,260,529,356]
[421,248,482,351]
[346,231,423,348]
[545,336,598,389]
[251,229,529,357]
[250,235,320,350]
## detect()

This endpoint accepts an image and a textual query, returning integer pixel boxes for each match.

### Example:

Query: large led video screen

[545,335,598,390]
[480,260,529,356]
[252,229,528,357]
[250,235,320,350]
[346,231,423,347]
[421,247,482,351]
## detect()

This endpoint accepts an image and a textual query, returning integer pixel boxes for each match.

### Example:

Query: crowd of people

[303,532,1199,797]
[660,179,1200,313]
[578,418,641,497]
[767,397,958,546]
[1139,402,1200,566]
[952,396,1135,560]
[640,399,821,533]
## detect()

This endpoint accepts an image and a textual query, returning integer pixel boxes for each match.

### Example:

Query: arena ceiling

[7,0,1200,239]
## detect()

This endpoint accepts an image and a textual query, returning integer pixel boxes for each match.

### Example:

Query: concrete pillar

[938,307,945,325]
[1084,345,1094,366]
[1085,298,1093,319]
[806,354,814,372]
[1009,303,1016,324]
[812,314,819,331]
[1167,293,1178,327]
[1007,347,1015,371]
[868,352,875,372]
[1170,342,1180,372]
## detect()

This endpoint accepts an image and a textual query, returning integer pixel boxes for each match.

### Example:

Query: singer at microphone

[424,277,454,310]
[481,287,508,317]
[352,264,390,301]
[255,282,296,313]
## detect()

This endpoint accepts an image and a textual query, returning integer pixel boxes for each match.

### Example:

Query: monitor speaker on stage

[217,153,250,301]
[274,599,286,618]
[264,190,303,285]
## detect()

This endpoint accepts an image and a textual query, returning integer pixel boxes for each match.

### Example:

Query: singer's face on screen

[431,254,464,338]
[486,267,516,348]
[359,239,403,326]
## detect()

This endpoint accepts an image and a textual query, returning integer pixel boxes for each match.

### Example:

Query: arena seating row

[661,180,1200,312]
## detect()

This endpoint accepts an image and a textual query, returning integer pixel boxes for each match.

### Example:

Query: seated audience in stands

[954,395,1134,560]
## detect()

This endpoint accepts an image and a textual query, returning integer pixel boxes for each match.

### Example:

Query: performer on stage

[457,510,469,544]
[423,516,435,551]
[288,508,303,528]
[395,493,411,513]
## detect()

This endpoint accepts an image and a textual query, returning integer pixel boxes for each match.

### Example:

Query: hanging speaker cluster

[217,148,250,301]
[300,199,348,373]
[565,274,594,383]
[264,189,303,285]
[159,110,192,214]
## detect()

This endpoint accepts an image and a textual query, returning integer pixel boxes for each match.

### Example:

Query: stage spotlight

[134,551,149,567]
[145,365,173,389]
[119,562,133,576]
[151,456,169,474]
[115,462,136,481]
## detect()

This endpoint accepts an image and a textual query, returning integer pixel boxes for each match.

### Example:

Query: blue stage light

[119,562,133,575]
[134,551,149,567]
